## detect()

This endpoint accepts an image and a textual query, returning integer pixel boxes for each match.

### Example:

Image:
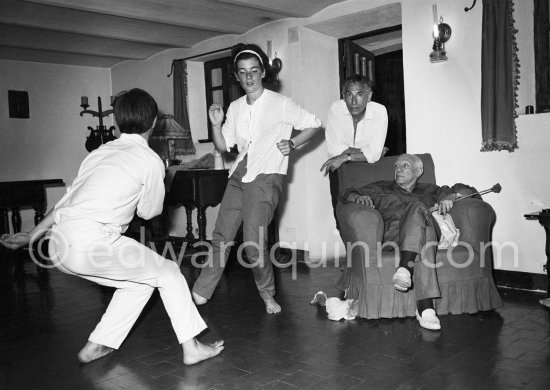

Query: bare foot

[77,341,114,363]
[182,338,224,365]
[192,291,208,305]
[263,297,281,314]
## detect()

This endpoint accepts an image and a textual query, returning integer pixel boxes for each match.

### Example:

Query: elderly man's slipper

[392,267,411,291]
[416,309,441,330]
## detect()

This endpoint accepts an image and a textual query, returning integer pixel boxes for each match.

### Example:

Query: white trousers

[49,220,206,349]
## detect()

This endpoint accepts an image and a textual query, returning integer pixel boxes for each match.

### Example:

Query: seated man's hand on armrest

[345,192,375,208]
[437,193,458,215]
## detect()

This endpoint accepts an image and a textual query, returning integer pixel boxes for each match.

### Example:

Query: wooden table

[167,169,228,242]
[525,211,550,296]
[0,179,64,235]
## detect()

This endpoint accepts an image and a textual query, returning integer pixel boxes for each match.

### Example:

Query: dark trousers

[383,201,441,299]
[329,169,340,230]
[193,158,283,300]
[337,200,441,300]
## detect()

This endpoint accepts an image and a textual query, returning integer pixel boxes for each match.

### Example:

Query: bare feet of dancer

[192,291,208,305]
[263,296,281,314]
[77,341,114,363]
[182,338,224,365]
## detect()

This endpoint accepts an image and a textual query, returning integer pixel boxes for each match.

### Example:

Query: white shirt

[222,89,322,182]
[53,133,165,235]
[325,100,388,163]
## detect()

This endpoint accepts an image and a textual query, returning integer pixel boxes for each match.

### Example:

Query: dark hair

[113,88,158,134]
[342,75,373,92]
[231,43,277,84]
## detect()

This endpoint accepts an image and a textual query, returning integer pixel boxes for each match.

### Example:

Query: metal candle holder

[80,96,116,152]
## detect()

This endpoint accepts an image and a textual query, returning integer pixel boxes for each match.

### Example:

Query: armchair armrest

[449,198,496,247]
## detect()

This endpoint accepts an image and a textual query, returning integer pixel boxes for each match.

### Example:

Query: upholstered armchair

[336,154,502,319]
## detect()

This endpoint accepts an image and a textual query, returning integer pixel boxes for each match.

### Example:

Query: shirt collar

[352,109,366,124]
[247,88,267,107]
[394,181,419,194]
[120,133,148,146]
[341,100,375,121]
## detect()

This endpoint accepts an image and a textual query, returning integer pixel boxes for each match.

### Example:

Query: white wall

[283,27,341,256]
[400,0,550,274]
[110,0,549,275]
[0,60,111,232]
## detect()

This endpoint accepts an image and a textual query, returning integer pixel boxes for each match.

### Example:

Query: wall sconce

[430,4,452,63]
[266,40,282,75]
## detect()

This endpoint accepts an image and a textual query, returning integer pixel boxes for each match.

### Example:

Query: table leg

[0,209,8,261]
[33,205,47,274]
[33,204,45,225]
[197,206,207,242]
[1,208,8,235]
[185,206,195,242]
[11,207,21,233]
[543,224,550,296]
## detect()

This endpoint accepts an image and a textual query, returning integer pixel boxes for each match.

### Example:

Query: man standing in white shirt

[320,75,388,228]
[192,43,322,314]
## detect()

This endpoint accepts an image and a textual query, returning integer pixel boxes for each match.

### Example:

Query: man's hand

[277,139,294,156]
[345,192,375,208]
[320,154,347,174]
[437,195,455,215]
[0,232,31,250]
[208,104,225,126]
[343,147,361,154]
[354,194,375,207]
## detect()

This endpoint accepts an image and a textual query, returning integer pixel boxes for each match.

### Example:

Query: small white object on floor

[539,297,550,308]
[325,298,357,321]
[310,291,357,321]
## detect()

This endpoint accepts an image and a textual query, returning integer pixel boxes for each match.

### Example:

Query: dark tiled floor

[1,248,549,390]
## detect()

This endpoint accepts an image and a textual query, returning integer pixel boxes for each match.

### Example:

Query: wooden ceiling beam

[1,0,225,46]
[217,0,346,18]
[0,46,126,67]
[24,0,288,32]
[1,0,349,68]
[0,24,171,60]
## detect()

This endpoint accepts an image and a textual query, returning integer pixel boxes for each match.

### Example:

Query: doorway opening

[338,25,406,156]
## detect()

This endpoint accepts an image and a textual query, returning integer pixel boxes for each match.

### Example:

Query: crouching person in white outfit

[0,88,224,364]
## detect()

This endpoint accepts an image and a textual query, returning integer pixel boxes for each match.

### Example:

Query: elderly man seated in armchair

[337,154,480,330]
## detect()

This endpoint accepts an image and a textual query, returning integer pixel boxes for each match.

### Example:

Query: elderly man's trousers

[384,201,441,300]
[192,158,283,300]
[338,200,441,300]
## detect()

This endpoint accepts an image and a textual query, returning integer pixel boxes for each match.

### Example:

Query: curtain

[173,60,196,155]
[480,0,519,152]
